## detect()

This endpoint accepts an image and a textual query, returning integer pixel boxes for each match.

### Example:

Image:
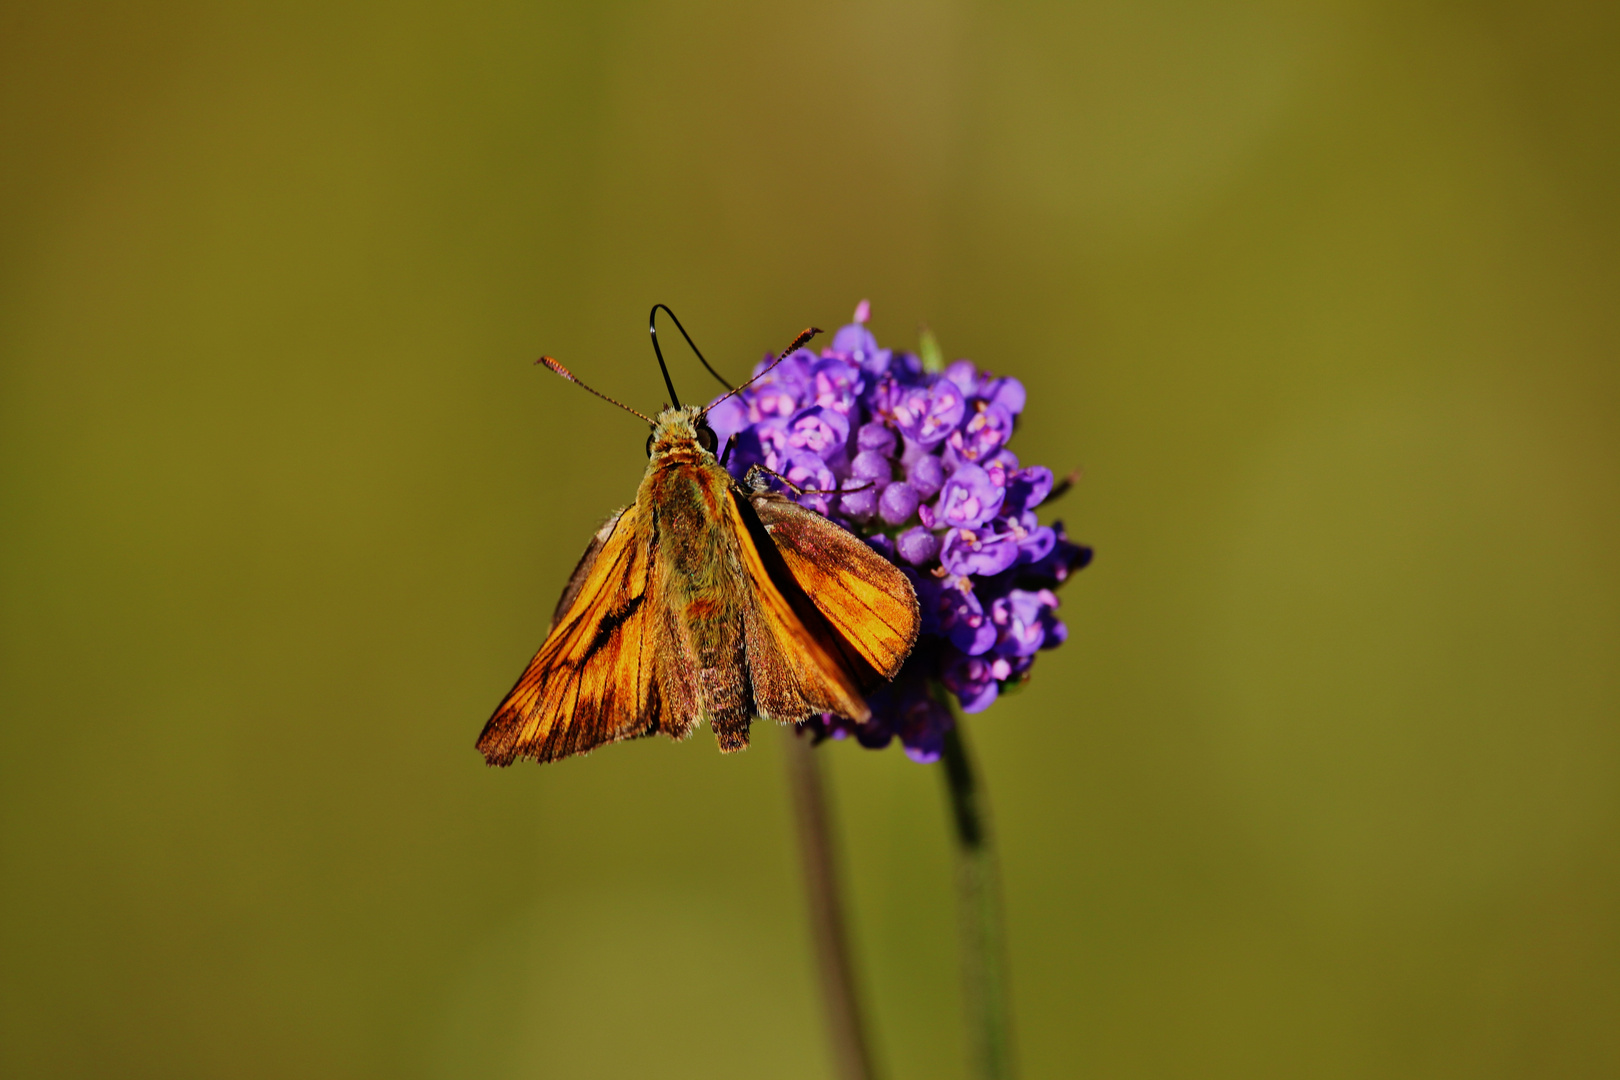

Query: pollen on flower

[707,303,1091,762]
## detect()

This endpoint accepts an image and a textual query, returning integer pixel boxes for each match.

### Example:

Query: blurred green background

[3,1,1617,1077]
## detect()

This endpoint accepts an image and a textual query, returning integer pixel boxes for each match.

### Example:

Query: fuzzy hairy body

[642,422,755,748]
[477,406,920,765]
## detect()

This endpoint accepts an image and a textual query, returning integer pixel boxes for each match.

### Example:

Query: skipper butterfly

[477,311,920,765]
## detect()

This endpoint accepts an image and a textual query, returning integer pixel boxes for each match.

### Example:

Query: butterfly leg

[743,464,869,498]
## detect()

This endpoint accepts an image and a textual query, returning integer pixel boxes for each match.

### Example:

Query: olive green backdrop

[3,2,1617,1077]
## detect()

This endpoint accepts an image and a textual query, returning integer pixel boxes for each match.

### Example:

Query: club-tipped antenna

[536,356,655,425]
[702,326,821,416]
[650,304,733,395]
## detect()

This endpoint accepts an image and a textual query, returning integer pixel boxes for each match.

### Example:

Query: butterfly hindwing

[477,501,677,765]
[746,488,921,681]
[724,486,874,725]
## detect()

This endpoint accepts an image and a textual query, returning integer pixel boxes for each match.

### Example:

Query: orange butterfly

[477,313,920,765]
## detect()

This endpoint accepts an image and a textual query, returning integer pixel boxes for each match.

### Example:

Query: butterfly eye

[645,431,656,457]
[695,423,718,454]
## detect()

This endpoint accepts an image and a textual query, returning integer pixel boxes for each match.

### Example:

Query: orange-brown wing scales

[477,502,671,765]
[724,490,870,724]
[548,509,622,630]
[749,493,920,679]
[653,601,701,735]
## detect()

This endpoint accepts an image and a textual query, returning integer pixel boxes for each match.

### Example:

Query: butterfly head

[647,404,720,460]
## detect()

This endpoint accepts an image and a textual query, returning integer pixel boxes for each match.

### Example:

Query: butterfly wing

[724,487,917,725]
[477,502,676,765]
[746,489,920,680]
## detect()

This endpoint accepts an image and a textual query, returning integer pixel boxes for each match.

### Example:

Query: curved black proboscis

[649,304,735,408]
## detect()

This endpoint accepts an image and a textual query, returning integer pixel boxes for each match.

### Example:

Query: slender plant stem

[785,729,878,1080]
[940,715,1016,1080]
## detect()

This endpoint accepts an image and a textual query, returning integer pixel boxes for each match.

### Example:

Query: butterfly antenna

[702,326,821,416]
[650,304,733,394]
[536,356,655,425]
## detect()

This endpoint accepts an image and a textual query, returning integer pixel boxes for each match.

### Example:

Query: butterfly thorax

[642,405,730,583]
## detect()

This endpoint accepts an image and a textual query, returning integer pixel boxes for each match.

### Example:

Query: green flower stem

[785,729,879,1080]
[941,713,1017,1080]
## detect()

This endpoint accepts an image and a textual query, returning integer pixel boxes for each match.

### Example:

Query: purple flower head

[929,574,997,656]
[878,481,920,527]
[943,359,1027,416]
[828,305,893,375]
[989,589,1062,657]
[810,357,864,415]
[850,450,893,485]
[1005,510,1057,564]
[888,351,925,382]
[746,349,814,420]
[891,381,966,447]
[938,463,1005,529]
[856,421,898,457]
[884,671,954,763]
[945,400,1015,465]
[896,525,940,566]
[972,375,1023,417]
[983,376,1027,415]
[906,454,945,499]
[837,476,879,521]
[829,323,878,358]
[982,449,1019,493]
[942,359,980,395]
[940,525,1021,578]
[803,657,952,762]
[1004,465,1054,515]
[727,417,790,475]
[718,303,1089,761]
[705,393,752,451]
[942,649,1000,714]
[781,452,835,515]
[785,405,850,460]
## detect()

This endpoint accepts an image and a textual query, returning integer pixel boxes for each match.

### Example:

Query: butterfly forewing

[547,508,624,629]
[477,501,675,765]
